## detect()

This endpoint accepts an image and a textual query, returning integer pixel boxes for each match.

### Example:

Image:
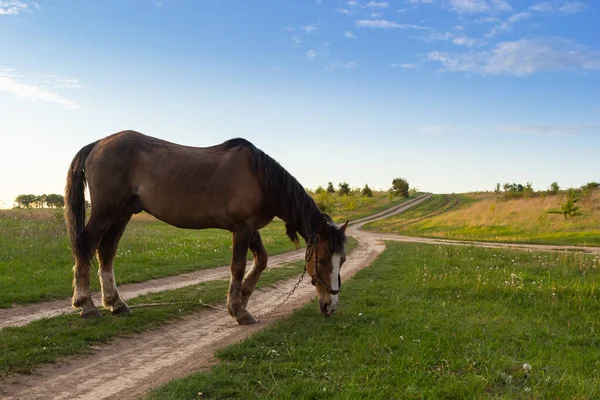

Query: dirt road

[2,192,597,400]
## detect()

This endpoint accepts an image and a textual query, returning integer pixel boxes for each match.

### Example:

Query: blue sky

[1,0,599,207]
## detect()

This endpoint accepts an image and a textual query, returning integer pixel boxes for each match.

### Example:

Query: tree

[550,181,560,195]
[14,194,36,208]
[338,182,350,196]
[391,177,409,198]
[314,185,325,194]
[46,194,65,208]
[581,182,600,191]
[326,182,335,193]
[547,189,582,219]
[494,183,501,193]
[361,184,373,197]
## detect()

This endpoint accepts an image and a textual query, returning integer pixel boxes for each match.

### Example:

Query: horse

[64,130,348,325]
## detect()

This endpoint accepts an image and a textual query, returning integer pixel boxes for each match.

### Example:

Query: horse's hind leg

[241,231,268,309]
[97,211,133,315]
[227,226,256,325]
[72,210,115,319]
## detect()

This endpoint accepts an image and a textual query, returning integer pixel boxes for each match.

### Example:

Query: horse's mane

[221,138,346,252]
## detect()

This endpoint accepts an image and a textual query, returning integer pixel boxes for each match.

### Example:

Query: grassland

[148,242,600,399]
[0,189,398,308]
[365,191,600,247]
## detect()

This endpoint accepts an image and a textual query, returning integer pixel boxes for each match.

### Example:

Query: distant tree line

[14,194,65,208]
[313,177,412,199]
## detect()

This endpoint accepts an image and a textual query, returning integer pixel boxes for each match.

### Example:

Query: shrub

[361,184,373,197]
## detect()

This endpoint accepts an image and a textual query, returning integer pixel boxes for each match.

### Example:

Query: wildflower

[523,363,532,371]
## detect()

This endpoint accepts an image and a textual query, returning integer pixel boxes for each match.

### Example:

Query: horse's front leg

[241,231,268,309]
[227,227,256,325]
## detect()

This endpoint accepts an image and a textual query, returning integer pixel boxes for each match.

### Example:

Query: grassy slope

[148,242,600,399]
[365,191,600,247]
[0,237,357,377]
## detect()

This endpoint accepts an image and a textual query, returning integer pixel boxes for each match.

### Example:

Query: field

[364,191,600,247]
[0,191,406,307]
[148,242,600,399]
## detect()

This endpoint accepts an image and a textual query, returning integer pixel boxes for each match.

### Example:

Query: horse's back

[85,131,266,229]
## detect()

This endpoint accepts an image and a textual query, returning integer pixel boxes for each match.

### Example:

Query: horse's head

[305,219,349,317]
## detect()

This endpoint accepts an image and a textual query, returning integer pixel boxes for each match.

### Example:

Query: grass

[0,236,357,377]
[365,191,600,247]
[0,185,384,308]
[148,242,600,399]
[0,209,295,307]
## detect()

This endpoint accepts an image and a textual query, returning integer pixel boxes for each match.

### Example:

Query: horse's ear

[339,220,349,233]
[318,220,329,238]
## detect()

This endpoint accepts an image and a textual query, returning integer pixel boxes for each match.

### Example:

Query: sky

[1,0,599,207]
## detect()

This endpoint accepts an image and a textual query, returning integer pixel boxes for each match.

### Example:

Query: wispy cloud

[284,27,294,32]
[427,38,600,76]
[447,0,512,14]
[0,0,38,15]
[485,11,531,37]
[371,12,383,17]
[530,1,586,14]
[366,1,389,8]
[345,31,357,38]
[391,63,417,68]
[417,30,484,47]
[327,61,358,69]
[497,123,597,135]
[292,36,302,45]
[406,0,434,3]
[0,70,81,108]
[306,49,317,59]
[303,25,318,33]
[337,8,353,14]
[356,19,429,29]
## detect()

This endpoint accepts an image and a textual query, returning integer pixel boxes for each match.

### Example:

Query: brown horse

[64,130,348,324]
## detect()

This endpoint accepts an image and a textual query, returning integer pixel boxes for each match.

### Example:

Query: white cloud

[303,25,317,33]
[485,11,531,37]
[452,36,479,46]
[0,70,80,108]
[406,0,434,3]
[391,63,417,68]
[397,8,409,12]
[345,31,357,38]
[284,27,294,32]
[347,0,359,5]
[427,38,600,76]
[356,19,429,29]
[366,1,389,8]
[497,123,597,135]
[306,49,317,59]
[0,0,37,15]
[530,1,586,14]
[292,36,302,45]
[327,61,358,69]
[447,0,512,14]
[418,30,484,47]
[371,12,383,17]
[337,8,353,14]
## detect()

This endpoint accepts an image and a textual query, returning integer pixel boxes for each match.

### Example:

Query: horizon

[1,0,599,208]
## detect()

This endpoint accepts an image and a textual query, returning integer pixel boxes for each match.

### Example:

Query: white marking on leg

[330,253,342,311]
[99,267,119,306]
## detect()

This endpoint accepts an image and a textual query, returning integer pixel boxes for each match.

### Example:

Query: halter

[305,232,342,295]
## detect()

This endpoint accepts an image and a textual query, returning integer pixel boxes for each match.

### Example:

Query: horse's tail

[64,140,99,264]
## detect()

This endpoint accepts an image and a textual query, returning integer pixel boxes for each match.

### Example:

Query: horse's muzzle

[319,300,336,317]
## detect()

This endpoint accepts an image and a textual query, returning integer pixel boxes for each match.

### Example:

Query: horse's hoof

[112,303,131,316]
[236,313,257,325]
[81,308,102,319]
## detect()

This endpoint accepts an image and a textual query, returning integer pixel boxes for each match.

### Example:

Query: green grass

[0,210,296,307]
[148,242,600,399]
[365,192,600,247]
[0,189,389,308]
